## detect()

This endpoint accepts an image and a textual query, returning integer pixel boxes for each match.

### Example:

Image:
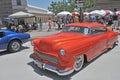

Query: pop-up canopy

[9,11,34,18]
[57,11,72,17]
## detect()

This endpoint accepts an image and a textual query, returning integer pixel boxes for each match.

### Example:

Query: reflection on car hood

[34,32,90,52]
[43,32,89,42]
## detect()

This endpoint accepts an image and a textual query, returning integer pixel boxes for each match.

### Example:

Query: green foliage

[48,0,96,14]
[85,0,96,8]
[48,1,77,14]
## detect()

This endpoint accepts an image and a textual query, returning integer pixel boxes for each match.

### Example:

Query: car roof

[0,30,14,32]
[65,22,105,28]
[0,30,16,34]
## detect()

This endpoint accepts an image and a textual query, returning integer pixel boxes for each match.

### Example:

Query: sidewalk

[27,29,60,39]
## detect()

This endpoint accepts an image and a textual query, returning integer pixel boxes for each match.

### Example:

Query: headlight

[60,49,66,56]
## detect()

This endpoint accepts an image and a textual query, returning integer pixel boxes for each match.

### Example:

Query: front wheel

[8,40,21,52]
[74,55,84,71]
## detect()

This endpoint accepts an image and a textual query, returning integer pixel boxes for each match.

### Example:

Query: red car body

[30,22,118,76]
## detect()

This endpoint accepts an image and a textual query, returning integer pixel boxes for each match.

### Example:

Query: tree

[48,0,96,14]
[85,0,96,8]
[48,1,77,14]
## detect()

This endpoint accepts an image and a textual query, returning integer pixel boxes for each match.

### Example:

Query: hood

[42,32,89,43]
[33,32,90,52]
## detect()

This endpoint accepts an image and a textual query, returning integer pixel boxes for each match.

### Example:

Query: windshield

[62,26,90,35]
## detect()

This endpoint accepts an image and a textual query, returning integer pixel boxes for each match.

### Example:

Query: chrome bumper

[32,59,74,76]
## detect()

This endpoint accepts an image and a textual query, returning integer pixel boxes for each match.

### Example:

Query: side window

[0,32,5,38]
[91,27,107,35]
[84,28,89,34]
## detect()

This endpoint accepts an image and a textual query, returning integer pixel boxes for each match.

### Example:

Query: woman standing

[48,17,52,31]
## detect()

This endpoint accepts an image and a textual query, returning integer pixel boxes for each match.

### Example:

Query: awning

[9,11,34,18]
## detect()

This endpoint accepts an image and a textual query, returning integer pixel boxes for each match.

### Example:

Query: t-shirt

[112,13,118,20]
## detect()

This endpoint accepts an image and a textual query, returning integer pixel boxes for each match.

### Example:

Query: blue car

[0,30,30,52]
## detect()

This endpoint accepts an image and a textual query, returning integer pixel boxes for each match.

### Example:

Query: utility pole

[75,0,86,22]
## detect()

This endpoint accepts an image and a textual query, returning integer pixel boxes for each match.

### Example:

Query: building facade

[27,5,54,23]
[0,0,27,19]
[0,0,53,24]
[12,0,27,12]
[89,0,120,11]
[0,0,13,19]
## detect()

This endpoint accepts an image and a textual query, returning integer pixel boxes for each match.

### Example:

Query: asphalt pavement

[27,29,60,39]
[0,28,120,80]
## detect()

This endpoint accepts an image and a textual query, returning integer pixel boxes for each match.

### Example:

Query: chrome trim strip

[0,49,6,52]
[32,59,74,76]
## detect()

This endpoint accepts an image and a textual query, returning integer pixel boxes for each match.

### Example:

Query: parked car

[0,30,30,52]
[30,22,119,76]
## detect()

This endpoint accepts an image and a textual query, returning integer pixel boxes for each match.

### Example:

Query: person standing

[118,14,120,31]
[66,14,71,24]
[112,8,118,30]
[17,25,24,33]
[48,17,52,31]
[38,19,43,31]
[74,15,79,23]
[90,15,96,22]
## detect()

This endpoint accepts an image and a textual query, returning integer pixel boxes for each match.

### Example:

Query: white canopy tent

[100,10,113,16]
[116,11,120,15]
[9,11,34,18]
[89,10,113,16]
[57,11,72,17]
[89,10,105,16]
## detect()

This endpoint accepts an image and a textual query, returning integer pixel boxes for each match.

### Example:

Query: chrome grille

[34,50,59,64]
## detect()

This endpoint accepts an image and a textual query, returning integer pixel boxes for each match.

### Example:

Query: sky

[27,0,60,10]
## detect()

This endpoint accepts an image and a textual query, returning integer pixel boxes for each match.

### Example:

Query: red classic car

[30,22,119,76]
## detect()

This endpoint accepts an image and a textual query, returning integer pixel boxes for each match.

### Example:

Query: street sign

[75,0,85,7]
[77,3,84,7]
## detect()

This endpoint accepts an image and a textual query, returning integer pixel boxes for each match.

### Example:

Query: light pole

[75,0,86,22]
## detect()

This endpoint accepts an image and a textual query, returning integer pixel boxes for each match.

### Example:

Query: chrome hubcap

[11,42,20,51]
[74,55,84,71]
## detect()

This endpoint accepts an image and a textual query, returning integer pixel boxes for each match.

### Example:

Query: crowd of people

[6,9,120,33]
[7,22,38,33]
[54,11,120,32]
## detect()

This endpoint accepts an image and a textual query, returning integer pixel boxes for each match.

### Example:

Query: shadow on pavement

[0,46,30,56]
[28,61,72,80]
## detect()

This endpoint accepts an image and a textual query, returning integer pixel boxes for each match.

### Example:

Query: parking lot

[0,30,120,80]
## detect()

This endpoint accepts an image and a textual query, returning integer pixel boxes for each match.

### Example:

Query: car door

[0,32,7,51]
[90,26,108,58]
[106,29,118,48]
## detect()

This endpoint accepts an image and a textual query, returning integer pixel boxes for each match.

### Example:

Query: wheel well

[83,54,87,63]
[10,39,22,44]
[8,39,22,48]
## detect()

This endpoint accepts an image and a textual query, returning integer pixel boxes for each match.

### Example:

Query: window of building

[17,0,21,5]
